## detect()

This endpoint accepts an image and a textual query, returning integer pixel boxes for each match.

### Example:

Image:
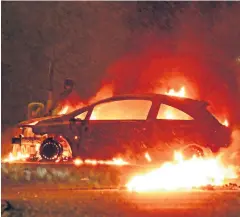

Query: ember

[126,152,237,192]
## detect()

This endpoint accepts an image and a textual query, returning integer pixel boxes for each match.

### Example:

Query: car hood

[18,115,63,127]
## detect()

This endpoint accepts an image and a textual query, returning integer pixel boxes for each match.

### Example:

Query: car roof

[90,93,208,107]
[67,93,209,118]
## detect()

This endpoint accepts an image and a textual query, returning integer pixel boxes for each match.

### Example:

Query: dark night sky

[1,2,240,130]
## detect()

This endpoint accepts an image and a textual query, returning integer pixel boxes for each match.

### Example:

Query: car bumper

[12,136,41,156]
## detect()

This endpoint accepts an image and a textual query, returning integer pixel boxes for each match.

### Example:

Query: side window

[75,111,88,120]
[157,104,193,120]
[90,100,152,120]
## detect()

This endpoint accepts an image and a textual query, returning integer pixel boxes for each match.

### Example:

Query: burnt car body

[12,94,231,162]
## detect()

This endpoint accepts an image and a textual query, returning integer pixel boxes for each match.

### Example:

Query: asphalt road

[2,186,240,217]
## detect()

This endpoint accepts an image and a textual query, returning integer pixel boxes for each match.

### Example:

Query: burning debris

[126,152,238,192]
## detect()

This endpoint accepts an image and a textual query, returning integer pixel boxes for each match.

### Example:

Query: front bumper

[11,136,41,157]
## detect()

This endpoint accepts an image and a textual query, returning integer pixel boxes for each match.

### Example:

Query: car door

[81,99,153,159]
[152,103,198,151]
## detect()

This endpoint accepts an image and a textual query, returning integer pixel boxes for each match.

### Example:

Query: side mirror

[69,117,77,122]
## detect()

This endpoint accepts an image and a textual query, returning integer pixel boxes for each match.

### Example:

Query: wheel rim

[40,139,62,161]
[183,145,204,159]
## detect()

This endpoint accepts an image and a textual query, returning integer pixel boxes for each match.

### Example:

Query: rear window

[157,104,194,120]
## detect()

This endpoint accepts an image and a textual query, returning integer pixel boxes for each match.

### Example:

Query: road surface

[2,186,240,217]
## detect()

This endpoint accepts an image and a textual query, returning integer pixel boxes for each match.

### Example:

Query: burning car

[9,94,231,162]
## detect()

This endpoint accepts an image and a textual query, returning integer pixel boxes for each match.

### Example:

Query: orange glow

[165,87,186,98]
[126,152,237,192]
[2,152,30,163]
[145,152,152,162]
[74,157,129,166]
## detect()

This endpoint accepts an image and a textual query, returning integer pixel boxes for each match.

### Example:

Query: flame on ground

[126,152,237,192]
[2,152,30,163]
[74,157,129,166]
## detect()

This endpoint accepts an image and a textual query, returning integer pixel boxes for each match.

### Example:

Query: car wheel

[40,138,63,161]
[182,145,204,159]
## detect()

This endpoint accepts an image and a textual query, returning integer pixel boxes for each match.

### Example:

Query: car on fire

[11,94,231,162]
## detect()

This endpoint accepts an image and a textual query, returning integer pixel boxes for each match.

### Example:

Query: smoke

[104,3,240,126]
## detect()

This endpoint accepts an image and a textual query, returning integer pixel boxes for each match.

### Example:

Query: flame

[126,152,237,192]
[165,87,186,98]
[74,158,83,166]
[28,121,39,125]
[2,152,30,163]
[58,105,69,115]
[222,119,229,127]
[74,157,129,166]
[145,152,152,162]
[89,84,113,105]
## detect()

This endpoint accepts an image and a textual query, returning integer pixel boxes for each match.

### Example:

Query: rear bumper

[208,126,232,152]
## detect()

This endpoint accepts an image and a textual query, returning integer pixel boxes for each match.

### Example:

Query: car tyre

[182,145,204,159]
[40,138,63,161]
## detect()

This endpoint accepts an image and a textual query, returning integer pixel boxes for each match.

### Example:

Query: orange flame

[58,105,69,115]
[2,152,30,163]
[145,152,152,162]
[165,87,186,98]
[222,119,229,127]
[126,152,237,192]
[74,157,129,166]
[74,158,83,166]
[89,84,113,105]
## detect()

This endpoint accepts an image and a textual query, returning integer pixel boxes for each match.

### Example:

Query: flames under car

[11,94,231,162]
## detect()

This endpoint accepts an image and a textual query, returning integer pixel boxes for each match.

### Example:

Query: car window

[90,99,152,120]
[75,111,88,120]
[157,104,194,120]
